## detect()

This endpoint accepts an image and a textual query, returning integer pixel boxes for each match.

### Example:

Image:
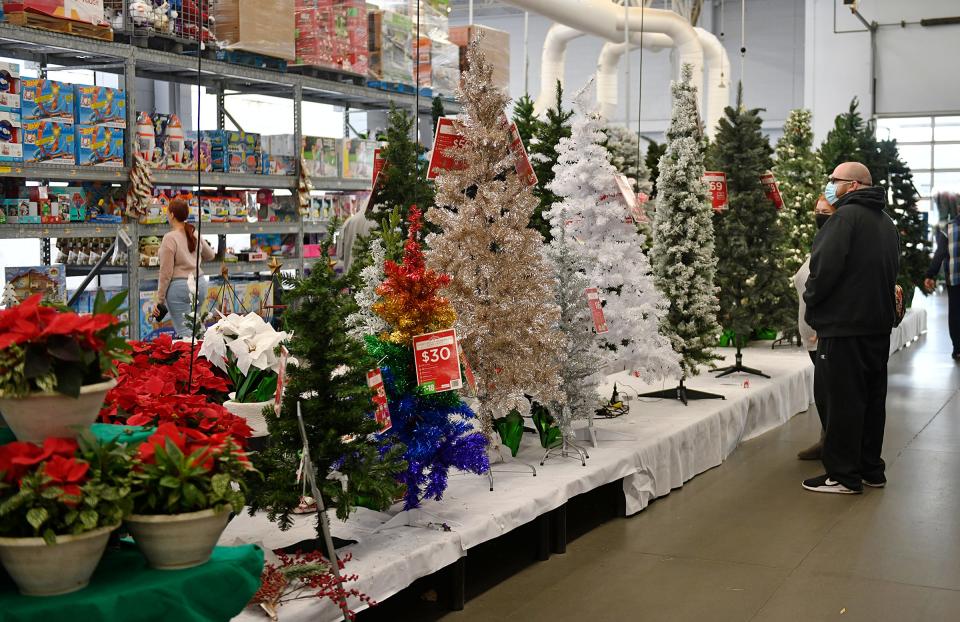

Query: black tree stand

[636,377,725,406]
[713,345,770,379]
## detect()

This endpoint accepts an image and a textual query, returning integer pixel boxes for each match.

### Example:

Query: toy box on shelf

[4,0,108,26]
[4,263,66,304]
[21,79,75,123]
[449,24,509,91]
[294,0,368,74]
[303,136,339,177]
[74,85,126,128]
[368,9,414,85]
[0,61,22,113]
[22,119,74,164]
[341,138,376,179]
[0,109,23,162]
[201,130,263,174]
[76,124,124,166]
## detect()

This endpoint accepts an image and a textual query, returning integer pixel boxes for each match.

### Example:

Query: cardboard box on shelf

[4,0,107,26]
[215,0,296,61]
[21,79,74,123]
[75,125,124,167]
[22,119,74,164]
[0,61,21,113]
[4,264,66,304]
[341,138,376,179]
[368,9,414,84]
[295,0,367,74]
[74,85,126,128]
[0,109,23,162]
[413,35,459,96]
[449,24,509,91]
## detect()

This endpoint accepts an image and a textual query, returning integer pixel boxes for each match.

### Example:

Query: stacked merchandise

[295,0,368,75]
[21,78,74,165]
[449,24,509,91]
[4,0,108,26]
[413,35,459,96]
[303,135,340,177]
[367,8,414,84]
[2,186,89,224]
[260,134,299,176]
[56,236,127,267]
[75,85,126,167]
[136,112,194,170]
[201,130,264,174]
[0,61,22,163]
[341,138,376,179]
[214,0,296,61]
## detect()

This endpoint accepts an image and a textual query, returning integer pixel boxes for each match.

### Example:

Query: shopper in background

[336,208,377,273]
[924,211,960,360]
[794,194,836,461]
[802,161,900,494]
[154,199,215,338]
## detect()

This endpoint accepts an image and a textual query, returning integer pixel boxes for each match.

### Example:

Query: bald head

[833,162,872,186]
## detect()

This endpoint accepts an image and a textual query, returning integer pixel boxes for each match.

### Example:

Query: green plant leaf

[23,344,52,380]
[79,509,98,531]
[159,475,181,489]
[42,528,56,546]
[46,335,83,362]
[249,374,278,403]
[26,507,48,531]
[55,363,84,398]
[211,473,230,498]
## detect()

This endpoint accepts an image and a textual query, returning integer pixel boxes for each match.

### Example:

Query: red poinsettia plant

[0,433,134,544]
[131,422,254,515]
[0,292,129,399]
[99,335,252,442]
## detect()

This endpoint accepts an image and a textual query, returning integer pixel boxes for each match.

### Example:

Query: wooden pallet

[5,11,113,42]
[287,64,366,86]
[366,80,433,97]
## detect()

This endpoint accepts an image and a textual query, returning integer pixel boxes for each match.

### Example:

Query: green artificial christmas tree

[773,109,824,338]
[710,85,795,375]
[529,81,573,241]
[248,250,406,527]
[512,94,539,147]
[601,123,650,193]
[644,138,668,199]
[431,95,445,134]
[818,97,867,173]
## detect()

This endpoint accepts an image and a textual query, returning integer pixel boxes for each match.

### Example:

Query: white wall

[805,0,960,142]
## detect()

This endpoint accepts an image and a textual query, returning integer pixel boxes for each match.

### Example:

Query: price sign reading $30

[412,328,464,394]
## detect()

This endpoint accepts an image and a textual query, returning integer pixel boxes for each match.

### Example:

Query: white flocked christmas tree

[651,64,723,400]
[345,237,388,341]
[547,83,679,384]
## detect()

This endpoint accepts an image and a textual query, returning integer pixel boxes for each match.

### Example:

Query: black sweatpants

[949,285,960,355]
[815,334,891,490]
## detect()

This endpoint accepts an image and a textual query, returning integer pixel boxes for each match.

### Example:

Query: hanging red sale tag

[366,368,392,432]
[427,117,468,180]
[584,287,609,334]
[633,192,651,223]
[274,345,289,417]
[413,328,464,393]
[508,121,538,187]
[459,345,478,397]
[760,171,784,209]
[703,171,728,212]
[372,148,386,189]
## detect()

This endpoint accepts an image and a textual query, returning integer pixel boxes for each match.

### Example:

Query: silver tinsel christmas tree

[652,64,722,382]
[426,41,564,437]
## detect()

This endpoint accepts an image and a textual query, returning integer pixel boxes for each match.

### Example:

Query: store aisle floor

[435,293,960,622]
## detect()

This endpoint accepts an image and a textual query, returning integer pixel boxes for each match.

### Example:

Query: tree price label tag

[372,148,386,189]
[584,287,609,334]
[507,121,538,187]
[413,328,463,393]
[633,192,651,223]
[703,171,728,211]
[427,117,468,180]
[760,171,784,209]
[459,345,478,397]
[274,345,289,417]
[366,368,392,432]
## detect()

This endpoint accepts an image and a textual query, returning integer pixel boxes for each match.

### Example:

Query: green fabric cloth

[0,543,264,622]
[0,423,153,446]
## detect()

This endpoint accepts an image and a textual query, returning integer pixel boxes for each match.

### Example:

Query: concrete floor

[425,293,960,622]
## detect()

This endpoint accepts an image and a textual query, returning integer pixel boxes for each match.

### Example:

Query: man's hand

[924,278,937,293]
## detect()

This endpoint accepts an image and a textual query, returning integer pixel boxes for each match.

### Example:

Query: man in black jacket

[802,161,900,494]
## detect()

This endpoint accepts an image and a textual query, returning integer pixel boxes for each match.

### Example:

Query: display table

[890,307,927,354]
[0,542,263,622]
[0,423,153,446]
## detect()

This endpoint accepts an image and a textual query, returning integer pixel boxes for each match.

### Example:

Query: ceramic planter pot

[125,507,231,570]
[0,524,117,596]
[0,378,117,444]
[223,396,271,438]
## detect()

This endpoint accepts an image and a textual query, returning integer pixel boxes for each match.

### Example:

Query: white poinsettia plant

[199,312,294,404]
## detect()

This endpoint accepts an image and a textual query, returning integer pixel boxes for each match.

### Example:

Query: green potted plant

[125,422,254,570]
[198,312,293,439]
[0,292,130,442]
[0,434,133,595]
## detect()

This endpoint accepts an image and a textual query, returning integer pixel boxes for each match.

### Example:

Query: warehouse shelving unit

[0,21,453,338]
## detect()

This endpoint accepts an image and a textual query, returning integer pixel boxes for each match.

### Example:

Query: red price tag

[372,148,386,189]
[614,174,637,211]
[274,346,289,417]
[412,328,464,393]
[633,192,650,223]
[585,287,609,334]
[459,345,478,397]
[427,117,468,180]
[366,368,392,432]
[760,171,783,209]
[704,171,728,212]
[508,121,538,187]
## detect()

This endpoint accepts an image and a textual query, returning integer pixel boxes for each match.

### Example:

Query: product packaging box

[261,134,297,175]
[21,79,75,123]
[0,61,21,113]
[74,85,126,128]
[4,0,107,26]
[22,119,74,164]
[4,264,66,304]
[75,125,124,167]
[449,24,509,91]
[0,109,23,162]
[215,0,296,61]
[295,0,367,74]
[341,138,375,179]
[303,136,340,177]
[202,130,263,174]
[368,9,413,84]
[413,36,459,95]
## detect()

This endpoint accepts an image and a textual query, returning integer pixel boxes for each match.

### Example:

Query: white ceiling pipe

[533,23,586,115]
[502,0,705,111]
[694,26,730,136]
[596,34,671,121]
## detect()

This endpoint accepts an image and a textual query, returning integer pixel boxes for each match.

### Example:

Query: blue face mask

[824,182,839,206]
